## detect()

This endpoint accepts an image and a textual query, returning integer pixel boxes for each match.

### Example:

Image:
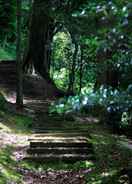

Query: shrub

[49,85,132,135]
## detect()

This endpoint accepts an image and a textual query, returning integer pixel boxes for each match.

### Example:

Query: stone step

[34,129,88,133]
[33,130,89,134]
[26,153,93,162]
[0,66,16,69]
[0,79,16,83]
[33,128,88,132]
[0,73,16,76]
[32,132,90,137]
[30,137,89,142]
[30,141,90,148]
[27,147,93,155]
[29,135,88,141]
[0,60,15,63]
[0,75,16,78]
[0,70,16,73]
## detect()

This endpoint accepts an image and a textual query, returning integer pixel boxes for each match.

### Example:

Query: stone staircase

[27,113,94,162]
[27,132,94,162]
[0,61,94,162]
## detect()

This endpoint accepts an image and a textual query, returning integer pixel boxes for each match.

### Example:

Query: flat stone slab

[32,132,90,137]
[26,153,94,162]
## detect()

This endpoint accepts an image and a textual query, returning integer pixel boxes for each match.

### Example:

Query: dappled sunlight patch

[0,131,29,151]
[101,169,117,178]
[11,146,28,161]
[85,168,122,184]
[0,113,29,150]
[0,122,11,133]
[17,160,94,184]
[3,91,16,104]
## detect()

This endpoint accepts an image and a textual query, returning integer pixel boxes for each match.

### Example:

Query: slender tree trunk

[16,0,23,107]
[68,41,78,94]
[79,45,84,93]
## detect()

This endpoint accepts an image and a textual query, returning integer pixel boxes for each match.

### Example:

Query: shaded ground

[19,168,90,184]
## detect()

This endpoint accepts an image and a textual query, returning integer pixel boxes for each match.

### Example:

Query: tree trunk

[68,40,79,94]
[16,0,23,108]
[79,45,84,93]
[23,0,65,97]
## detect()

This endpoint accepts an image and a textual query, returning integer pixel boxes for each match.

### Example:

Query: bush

[49,85,132,135]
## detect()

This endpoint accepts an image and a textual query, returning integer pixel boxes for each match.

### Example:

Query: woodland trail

[0,61,95,163]
[0,61,95,183]
[0,61,132,183]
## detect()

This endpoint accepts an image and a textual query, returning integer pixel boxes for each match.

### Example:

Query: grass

[0,146,22,184]
[0,110,33,134]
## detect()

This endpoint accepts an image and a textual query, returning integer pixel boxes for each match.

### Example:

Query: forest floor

[0,61,132,183]
[0,102,132,184]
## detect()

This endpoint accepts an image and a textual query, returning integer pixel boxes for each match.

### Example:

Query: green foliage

[0,109,33,133]
[0,0,30,60]
[50,85,132,135]
[51,32,72,89]
[118,53,132,89]
[0,146,22,184]
[11,114,33,132]
[0,0,16,43]
[3,113,33,133]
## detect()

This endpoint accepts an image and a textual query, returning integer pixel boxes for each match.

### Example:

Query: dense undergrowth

[50,86,132,137]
